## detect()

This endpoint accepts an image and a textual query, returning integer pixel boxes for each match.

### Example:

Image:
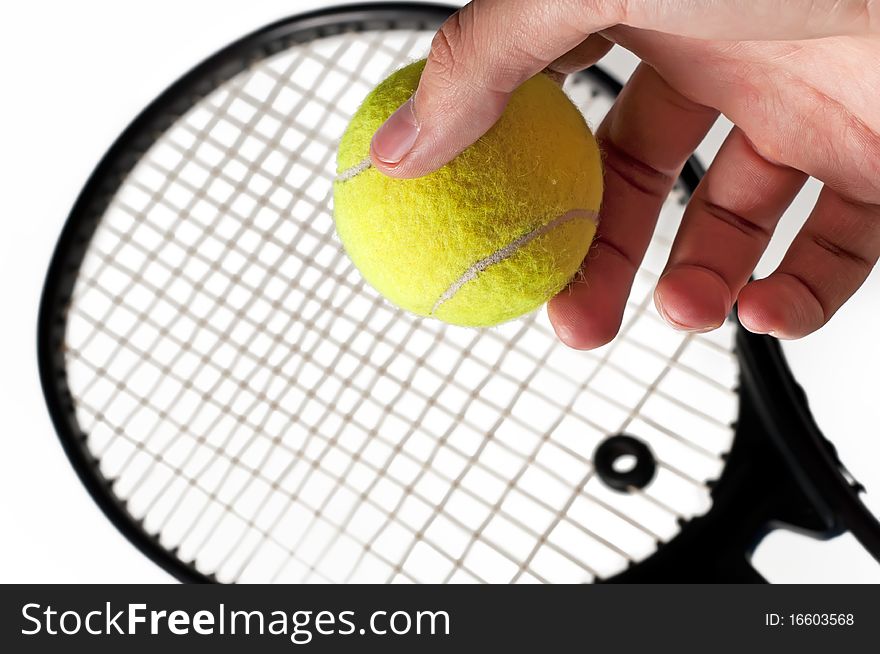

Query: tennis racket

[38,2,880,583]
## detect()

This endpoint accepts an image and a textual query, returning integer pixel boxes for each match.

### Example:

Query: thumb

[369,0,875,179]
[369,0,612,178]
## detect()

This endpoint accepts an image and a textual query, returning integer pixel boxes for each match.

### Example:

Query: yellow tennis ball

[333,59,602,327]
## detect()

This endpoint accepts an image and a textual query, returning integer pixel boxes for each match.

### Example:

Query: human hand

[369,1,880,348]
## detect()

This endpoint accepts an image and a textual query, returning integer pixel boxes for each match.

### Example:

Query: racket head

[38,2,880,583]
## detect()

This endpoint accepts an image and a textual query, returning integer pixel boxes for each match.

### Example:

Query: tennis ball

[333,59,602,327]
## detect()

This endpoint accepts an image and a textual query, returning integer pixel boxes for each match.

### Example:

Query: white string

[336,157,372,182]
[430,209,599,315]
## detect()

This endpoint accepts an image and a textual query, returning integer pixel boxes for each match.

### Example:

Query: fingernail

[371,97,419,165]
[655,295,721,333]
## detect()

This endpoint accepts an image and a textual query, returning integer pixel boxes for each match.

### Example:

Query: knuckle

[580,0,630,26]
[429,12,467,85]
[599,138,676,199]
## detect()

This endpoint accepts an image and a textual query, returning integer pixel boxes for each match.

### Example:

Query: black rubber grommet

[594,435,657,492]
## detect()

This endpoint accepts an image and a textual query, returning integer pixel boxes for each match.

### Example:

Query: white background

[1,0,878,583]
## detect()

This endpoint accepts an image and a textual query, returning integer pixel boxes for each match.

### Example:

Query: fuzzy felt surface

[333,59,602,327]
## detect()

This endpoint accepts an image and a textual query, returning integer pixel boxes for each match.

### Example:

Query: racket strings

[76,197,728,470]
[69,290,634,581]
[68,273,720,583]
[78,140,718,500]
[70,33,405,491]
[64,28,738,583]
[72,231,714,504]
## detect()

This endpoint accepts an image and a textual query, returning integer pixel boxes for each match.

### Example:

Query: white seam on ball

[430,209,599,316]
[336,157,372,182]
